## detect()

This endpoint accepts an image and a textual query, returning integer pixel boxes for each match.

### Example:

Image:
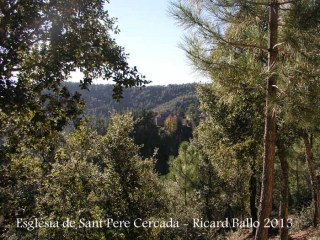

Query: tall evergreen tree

[279,0,320,228]
[171,0,319,239]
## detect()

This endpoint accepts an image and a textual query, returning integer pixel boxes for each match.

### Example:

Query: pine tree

[171,1,320,239]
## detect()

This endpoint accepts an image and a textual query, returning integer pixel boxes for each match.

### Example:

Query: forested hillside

[65,82,198,116]
[1,1,320,240]
[63,83,198,175]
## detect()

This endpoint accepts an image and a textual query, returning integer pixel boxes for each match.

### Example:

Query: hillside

[65,82,198,116]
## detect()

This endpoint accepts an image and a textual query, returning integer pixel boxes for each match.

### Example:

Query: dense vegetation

[1,0,320,240]
[64,82,198,117]
[64,83,198,174]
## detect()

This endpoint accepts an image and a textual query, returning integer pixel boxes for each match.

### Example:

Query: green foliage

[169,0,268,226]
[132,109,160,158]
[168,141,199,204]
[0,0,148,156]
[191,81,266,221]
[88,109,195,175]
[170,0,320,238]
[0,0,147,107]
[2,0,320,238]
[153,95,198,117]
[64,82,198,117]
[1,113,169,239]
[0,2,153,237]
[294,203,314,230]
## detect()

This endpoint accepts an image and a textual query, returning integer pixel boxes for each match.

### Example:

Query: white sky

[101,0,208,85]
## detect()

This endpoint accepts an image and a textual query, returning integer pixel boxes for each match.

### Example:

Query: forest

[64,82,198,117]
[1,0,320,239]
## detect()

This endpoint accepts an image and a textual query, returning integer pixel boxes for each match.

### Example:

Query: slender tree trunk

[278,149,289,240]
[255,1,279,239]
[303,132,319,227]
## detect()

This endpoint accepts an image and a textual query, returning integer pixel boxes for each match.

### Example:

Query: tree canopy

[0,0,148,144]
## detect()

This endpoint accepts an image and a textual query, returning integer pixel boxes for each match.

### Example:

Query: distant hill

[65,82,198,116]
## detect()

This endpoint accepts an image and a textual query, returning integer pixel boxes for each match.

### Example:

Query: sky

[101,0,207,86]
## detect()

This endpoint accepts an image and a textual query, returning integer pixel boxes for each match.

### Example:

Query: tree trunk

[255,1,279,240]
[303,133,319,227]
[278,150,289,240]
